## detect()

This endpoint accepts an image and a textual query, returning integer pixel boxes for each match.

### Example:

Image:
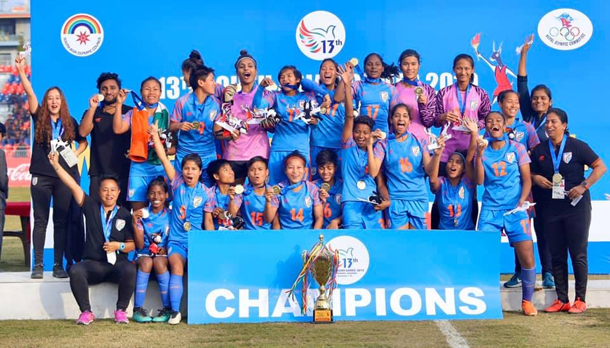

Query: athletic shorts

[388,199,427,229]
[268,150,310,185]
[478,209,532,246]
[342,201,385,229]
[167,241,188,261]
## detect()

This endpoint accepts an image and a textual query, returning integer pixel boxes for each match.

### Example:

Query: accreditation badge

[552,174,565,200]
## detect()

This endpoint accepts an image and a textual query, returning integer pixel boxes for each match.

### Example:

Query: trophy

[288,234,339,323]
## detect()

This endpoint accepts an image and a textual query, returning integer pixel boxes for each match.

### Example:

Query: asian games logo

[328,235,369,285]
[61,13,104,57]
[296,11,345,61]
[537,9,593,51]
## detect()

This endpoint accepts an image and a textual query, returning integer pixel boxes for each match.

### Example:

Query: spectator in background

[0,123,7,260]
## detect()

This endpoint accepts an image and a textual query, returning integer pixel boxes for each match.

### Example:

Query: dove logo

[328,236,370,285]
[296,11,346,61]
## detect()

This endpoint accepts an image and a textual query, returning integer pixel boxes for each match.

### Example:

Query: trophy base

[313,309,333,323]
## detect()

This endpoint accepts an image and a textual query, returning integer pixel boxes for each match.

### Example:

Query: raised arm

[475,139,487,186]
[79,95,101,137]
[15,56,37,115]
[463,118,479,182]
[48,152,84,205]
[340,65,354,142]
[149,121,176,182]
[113,89,130,134]
[427,138,446,192]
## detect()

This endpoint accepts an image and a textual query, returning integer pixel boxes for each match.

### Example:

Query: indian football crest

[115,219,126,231]
[506,152,516,164]
[515,131,525,142]
[459,186,465,199]
[193,197,203,208]
[380,91,389,103]
[305,196,312,208]
[411,146,420,157]
[209,110,217,120]
[563,152,573,164]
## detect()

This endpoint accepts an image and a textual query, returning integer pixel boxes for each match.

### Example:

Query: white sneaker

[168,311,181,325]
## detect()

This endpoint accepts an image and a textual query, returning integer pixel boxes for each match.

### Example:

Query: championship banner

[188,230,502,324]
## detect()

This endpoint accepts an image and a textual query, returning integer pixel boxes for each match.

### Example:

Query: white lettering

[205,289,235,319]
[238,289,269,318]
[425,288,456,315]
[375,288,387,316]
[458,287,487,315]
[271,290,302,318]
[390,288,422,316]
[331,289,341,316]
[345,288,371,316]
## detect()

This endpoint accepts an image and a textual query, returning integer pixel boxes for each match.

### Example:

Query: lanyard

[446,179,462,212]
[51,118,63,139]
[282,181,305,195]
[100,205,118,242]
[535,114,547,133]
[549,135,567,174]
[455,83,471,115]
[365,77,381,83]
[131,91,159,111]
[181,184,196,224]
[402,78,419,87]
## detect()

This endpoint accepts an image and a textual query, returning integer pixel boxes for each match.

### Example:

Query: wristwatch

[119,242,126,251]
[581,181,589,190]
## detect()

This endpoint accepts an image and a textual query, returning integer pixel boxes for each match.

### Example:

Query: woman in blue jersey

[428,118,478,230]
[113,78,171,211]
[313,150,343,229]
[235,156,272,230]
[149,122,216,324]
[517,35,553,142]
[207,159,241,230]
[334,53,399,134]
[374,103,437,229]
[310,59,345,179]
[476,111,538,316]
[169,64,222,187]
[253,65,330,185]
[338,64,389,229]
[132,177,171,323]
[264,151,323,230]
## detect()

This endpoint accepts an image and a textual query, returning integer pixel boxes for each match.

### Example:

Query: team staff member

[79,73,132,206]
[517,35,553,142]
[18,56,88,279]
[530,108,606,314]
[49,152,135,325]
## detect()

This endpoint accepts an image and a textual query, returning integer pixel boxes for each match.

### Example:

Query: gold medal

[183,221,191,231]
[357,181,366,190]
[414,86,424,97]
[272,185,281,195]
[378,131,386,140]
[234,184,244,195]
[552,173,563,184]
[96,93,104,102]
[349,58,359,67]
[192,121,200,129]
[321,183,331,191]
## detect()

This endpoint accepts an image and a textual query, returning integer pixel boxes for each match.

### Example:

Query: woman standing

[530,108,606,314]
[395,49,436,142]
[517,35,553,142]
[17,56,88,279]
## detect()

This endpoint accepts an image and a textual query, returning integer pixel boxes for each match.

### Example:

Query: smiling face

[237,58,256,86]
[148,184,167,210]
[141,79,161,106]
[46,89,62,115]
[400,56,420,81]
[279,68,300,92]
[485,112,505,138]
[365,55,383,79]
[453,58,474,84]
[319,60,338,87]
[99,179,120,207]
[391,106,411,136]
[214,163,235,185]
[318,162,336,184]
[532,89,552,114]
[446,153,465,179]
[198,73,216,95]
[353,123,372,148]
[248,161,268,187]
[545,112,567,140]
[499,92,520,119]
[284,156,306,184]
[182,160,202,187]
[100,79,119,104]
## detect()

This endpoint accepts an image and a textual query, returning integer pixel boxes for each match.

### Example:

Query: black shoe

[31,264,43,279]
[53,264,69,278]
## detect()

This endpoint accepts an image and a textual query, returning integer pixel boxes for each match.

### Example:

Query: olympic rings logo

[549,26,581,41]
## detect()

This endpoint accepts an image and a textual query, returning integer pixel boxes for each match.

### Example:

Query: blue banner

[188,230,502,323]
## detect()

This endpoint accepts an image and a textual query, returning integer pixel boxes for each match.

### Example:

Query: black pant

[513,216,553,274]
[544,209,591,303]
[69,259,136,312]
[431,162,479,229]
[89,175,129,208]
[31,175,73,265]
[0,206,5,260]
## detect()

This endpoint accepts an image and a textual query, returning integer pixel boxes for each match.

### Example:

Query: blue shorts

[310,146,341,181]
[167,241,188,261]
[268,150,310,185]
[174,154,216,187]
[388,199,427,229]
[478,209,532,246]
[342,201,384,229]
[128,174,168,202]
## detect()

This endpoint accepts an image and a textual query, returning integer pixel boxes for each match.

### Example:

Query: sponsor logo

[538,9,593,50]
[296,11,346,60]
[60,13,104,57]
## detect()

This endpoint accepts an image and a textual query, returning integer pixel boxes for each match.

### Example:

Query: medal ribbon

[281,180,305,195]
[51,118,63,139]
[402,78,419,87]
[446,180,461,220]
[180,183,196,227]
[131,91,159,111]
[549,135,567,175]
[365,77,381,83]
[100,205,119,242]
[535,113,547,133]
[454,83,472,116]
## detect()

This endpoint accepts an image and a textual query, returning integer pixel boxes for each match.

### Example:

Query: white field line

[435,320,469,348]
